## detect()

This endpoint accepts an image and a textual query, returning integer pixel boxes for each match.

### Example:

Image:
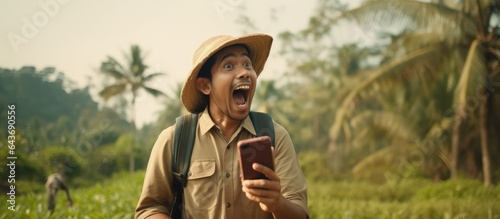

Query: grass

[1,171,499,218]
[0,171,145,219]
[308,179,500,219]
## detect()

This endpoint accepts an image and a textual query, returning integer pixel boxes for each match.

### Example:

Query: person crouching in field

[45,173,73,214]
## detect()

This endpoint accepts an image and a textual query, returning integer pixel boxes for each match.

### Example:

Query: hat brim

[181,33,273,113]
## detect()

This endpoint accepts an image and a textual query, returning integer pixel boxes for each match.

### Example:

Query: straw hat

[181,33,273,113]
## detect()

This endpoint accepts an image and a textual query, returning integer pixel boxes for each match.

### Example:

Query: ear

[196,78,211,95]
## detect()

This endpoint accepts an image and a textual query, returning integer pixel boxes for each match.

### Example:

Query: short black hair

[198,56,215,80]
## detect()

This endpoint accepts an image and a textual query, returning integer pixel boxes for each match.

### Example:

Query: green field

[1,171,499,219]
[0,172,144,219]
[308,180,500,219]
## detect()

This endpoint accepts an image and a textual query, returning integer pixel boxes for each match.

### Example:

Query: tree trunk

[479,86,492,186]
[129,94,137,173]
[313,114,319,150]
[450,39,480,179]
[450,105,465,179]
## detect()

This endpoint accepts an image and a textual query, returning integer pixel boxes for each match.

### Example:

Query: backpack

[169,111,275,219]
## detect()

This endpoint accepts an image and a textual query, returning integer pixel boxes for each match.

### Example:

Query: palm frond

[99,83,127,101]
[381,32,447,62]
[352,144,419,177]
[425,117,453,140]
[336,0,474,40]
[330,45,440,142]
[100,57,128,80]
[454,39,486,108]
[143,72,166,82]
[129,45,147,76]
[143,86,165,97]
[350,110,419,143]
[99,56,129,77]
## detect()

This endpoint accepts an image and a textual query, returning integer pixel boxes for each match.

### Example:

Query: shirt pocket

[185,159,217,210]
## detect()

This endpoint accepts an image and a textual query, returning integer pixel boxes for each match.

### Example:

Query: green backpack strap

[170,113,198,219]
[249,111,275,147]
[172,113,198,188]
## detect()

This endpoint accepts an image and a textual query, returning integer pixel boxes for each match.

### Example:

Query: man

[45,173,73,214]
[135,33,309,219]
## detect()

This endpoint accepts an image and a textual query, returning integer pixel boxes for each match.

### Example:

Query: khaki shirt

[135,109,308,219]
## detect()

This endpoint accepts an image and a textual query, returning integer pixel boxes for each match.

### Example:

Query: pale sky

[0,0,362,127]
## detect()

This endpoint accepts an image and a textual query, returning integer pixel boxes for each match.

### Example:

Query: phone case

[237,136,275,180]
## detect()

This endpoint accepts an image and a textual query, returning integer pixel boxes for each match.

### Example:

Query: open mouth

[232,84,250,107]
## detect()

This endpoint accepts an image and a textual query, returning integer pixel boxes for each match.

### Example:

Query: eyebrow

[220,51,250,62]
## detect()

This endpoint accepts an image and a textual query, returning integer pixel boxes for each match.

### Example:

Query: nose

[236,66,251,79]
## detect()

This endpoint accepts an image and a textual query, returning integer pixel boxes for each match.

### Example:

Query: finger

[252,163,280,181]
[244,190,277,203]
[245,191,261,202]
[243,186,279,198]
[243,179,280,191]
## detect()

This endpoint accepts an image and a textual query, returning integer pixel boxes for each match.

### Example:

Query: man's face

[202,45,257,121]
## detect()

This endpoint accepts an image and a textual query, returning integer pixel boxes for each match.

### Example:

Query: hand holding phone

[237,136,275,180]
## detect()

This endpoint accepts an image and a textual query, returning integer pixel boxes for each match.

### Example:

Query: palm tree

[280,21,376,163]
[99,44,165,172]
[348,80,454,181]
[327,0,499,185]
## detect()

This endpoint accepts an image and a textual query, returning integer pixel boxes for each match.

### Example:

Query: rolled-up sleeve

[273,122,309,216]
[135,127,175,219]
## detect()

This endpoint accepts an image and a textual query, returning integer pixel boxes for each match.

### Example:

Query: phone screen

[237,136,274,180]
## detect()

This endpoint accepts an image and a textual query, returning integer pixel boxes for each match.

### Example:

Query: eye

[244,61,252,68]
[224,63,233,69]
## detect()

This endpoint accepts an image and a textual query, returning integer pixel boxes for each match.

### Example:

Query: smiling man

[135,33,309,219]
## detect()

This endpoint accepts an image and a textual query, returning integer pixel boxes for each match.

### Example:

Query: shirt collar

[198,108,256,136]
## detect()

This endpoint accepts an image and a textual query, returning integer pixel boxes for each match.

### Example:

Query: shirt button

[226,145,231,149]
[225,172,230,178]
[226,203,231,208]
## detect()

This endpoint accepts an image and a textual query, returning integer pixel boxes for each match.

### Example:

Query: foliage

[98,44,166,172]
[0,135,45,194]
[0,67,105,155]
[413,179,500,201]
[327,0,500,184]
[2,3,500,218]
[350,141,450,183]
[0,171,145,219]
[154,82,185,132]
[298,151,335,181]
[98,45,166,108]
[0,67,98,131]
[34,146,85,180]
[278,0,500,184]
[0,66,140,187]
[1,170,499,219]
[91,135,134,175]
[307,179,500,219]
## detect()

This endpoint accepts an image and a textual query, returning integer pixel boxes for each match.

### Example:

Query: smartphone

[237,136,275,180]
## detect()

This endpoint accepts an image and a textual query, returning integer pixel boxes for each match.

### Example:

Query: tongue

[233,92,245,105]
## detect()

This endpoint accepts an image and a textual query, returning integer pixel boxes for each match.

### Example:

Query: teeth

[235,85,250,90]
